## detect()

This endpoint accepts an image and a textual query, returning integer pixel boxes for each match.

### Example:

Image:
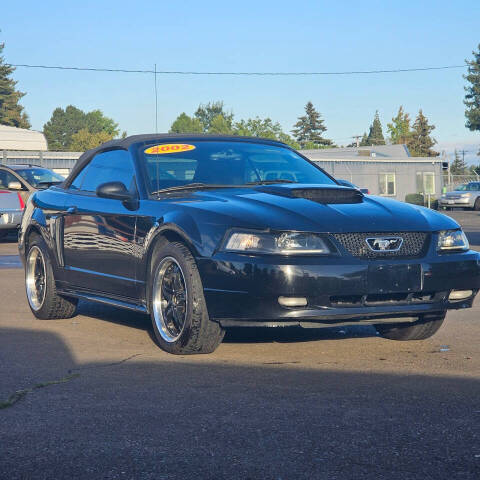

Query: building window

[416,172,435,195]
[379,173,396,196]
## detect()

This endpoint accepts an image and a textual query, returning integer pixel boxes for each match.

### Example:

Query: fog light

[278,296,308,307]
[448,290,473,301]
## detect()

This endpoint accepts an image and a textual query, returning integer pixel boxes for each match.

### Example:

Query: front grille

[333,232,429,259]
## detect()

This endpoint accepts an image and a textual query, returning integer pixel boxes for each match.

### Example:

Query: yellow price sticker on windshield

[144,144,196,155]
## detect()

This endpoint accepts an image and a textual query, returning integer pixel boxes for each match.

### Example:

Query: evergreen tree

[194,101,233,133]
[366,111,385,145]
[450,149,467,175]
[169,113,203,134]
[387,106,411,144]
[359,132,369,146]
[408,109,438,157]
[464,44,480,132]
[292,102,332,148]
[0,41,30,128]
[469,163,480,176]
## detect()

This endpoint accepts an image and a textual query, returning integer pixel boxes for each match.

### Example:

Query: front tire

[375,312,445,341]
[25,235,78,319]
[149,240,225,354]
[473,198,480,211]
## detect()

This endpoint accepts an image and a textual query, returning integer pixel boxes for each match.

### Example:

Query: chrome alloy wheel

[26,246,47,311]
[152,257,188,343]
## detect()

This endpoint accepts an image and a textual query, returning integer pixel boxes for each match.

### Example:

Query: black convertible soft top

[64,134,288,187]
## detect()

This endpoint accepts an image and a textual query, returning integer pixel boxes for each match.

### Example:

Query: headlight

[222,230,333,255]
[437,230,469,252]
[460,193,471,198]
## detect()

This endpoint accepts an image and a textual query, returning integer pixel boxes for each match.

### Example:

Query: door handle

[66,206,77,214]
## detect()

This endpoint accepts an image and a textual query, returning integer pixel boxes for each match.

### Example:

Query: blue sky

[2,0,480,162]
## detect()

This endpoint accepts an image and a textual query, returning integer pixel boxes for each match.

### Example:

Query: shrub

[405,193,425,206]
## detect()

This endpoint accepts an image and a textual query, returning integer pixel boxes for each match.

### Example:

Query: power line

[6,63,467,76]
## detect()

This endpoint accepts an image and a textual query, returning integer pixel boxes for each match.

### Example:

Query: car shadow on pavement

[0,325,479,480]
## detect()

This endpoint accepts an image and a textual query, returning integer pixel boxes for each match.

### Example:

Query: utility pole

[351,135,362,147]
[458,150,469,166]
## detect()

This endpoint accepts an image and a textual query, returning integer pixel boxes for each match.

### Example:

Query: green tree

[84,110,119,135]
[464,44,480,132]
[43,105,120,151]
[208,114,233,134]
[408,109,438,157]
[366,111,385,145]
[387,106,411,144]
[469,163,480,176]
[450,149,467,175]
[169,112,204,133]
[0,41,30,128]
[195,101,233,132]
[292,102,332,148]
[70,129,114,151]
[359,132,369,146]
[234,117,299,148]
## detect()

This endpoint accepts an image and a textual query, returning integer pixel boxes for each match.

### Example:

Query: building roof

[301,144,411,159]
[0,125,48,151]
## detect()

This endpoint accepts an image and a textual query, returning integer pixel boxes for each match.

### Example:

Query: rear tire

[149,240,225,354]
[375,312,446,341]
[25,235,78,319]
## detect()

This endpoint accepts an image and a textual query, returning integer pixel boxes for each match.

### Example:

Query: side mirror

[8,181,23,191]
[96,182,133,201]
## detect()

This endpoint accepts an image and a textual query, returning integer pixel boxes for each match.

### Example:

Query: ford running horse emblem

[366,236,403,252]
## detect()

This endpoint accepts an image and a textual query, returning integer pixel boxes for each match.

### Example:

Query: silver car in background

[0,189,24,239]
[439,182,480,210]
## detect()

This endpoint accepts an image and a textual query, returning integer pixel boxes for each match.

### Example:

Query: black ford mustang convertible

[19,135,480,354]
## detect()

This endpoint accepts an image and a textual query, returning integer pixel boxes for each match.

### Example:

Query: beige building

[0,125,48,151]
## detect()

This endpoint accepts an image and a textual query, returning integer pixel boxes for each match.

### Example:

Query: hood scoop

[257,185,364,204]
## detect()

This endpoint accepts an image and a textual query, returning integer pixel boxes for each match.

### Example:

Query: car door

[62,149,139,299]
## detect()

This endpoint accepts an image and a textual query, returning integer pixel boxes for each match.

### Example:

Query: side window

[73,150,136,194]
[0,170,19,189]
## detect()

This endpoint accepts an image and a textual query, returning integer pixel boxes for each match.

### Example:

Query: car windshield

[137,141,336,194]
[455,183,480,191]
[15,168,65,188]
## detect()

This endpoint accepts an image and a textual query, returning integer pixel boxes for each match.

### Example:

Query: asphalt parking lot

[0,210,479,479]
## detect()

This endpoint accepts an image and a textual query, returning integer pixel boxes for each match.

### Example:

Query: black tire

[149,239,225,354]
[473,198,480,211]
[25,235,78,319]
[375,312,446,341]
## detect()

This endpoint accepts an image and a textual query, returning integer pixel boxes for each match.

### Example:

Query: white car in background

[0,189,24,240]
[439,182,480,211]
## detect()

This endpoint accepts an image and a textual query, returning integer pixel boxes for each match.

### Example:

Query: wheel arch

[143,225,200,309]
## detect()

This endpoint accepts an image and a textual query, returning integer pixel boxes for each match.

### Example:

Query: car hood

[175,184,459,233]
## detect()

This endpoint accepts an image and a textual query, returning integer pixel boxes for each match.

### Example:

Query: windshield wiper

[246,179,297,185]
[36,180,63,189]
[151,183,238,195]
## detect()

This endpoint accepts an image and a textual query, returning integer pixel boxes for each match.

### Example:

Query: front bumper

[439,198,474,208]
[197,250,480,327]
[0,209,23,230]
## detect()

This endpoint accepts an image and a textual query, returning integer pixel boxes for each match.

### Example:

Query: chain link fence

[443,174,480,192]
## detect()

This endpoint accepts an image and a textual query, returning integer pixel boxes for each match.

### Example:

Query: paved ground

[0,211,479,479]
